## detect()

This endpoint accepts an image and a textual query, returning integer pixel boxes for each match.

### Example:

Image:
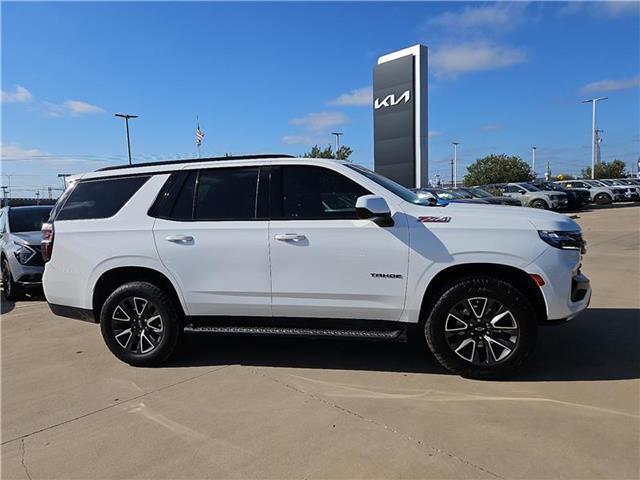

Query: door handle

[274,233,306,242]
[165,235,194,244]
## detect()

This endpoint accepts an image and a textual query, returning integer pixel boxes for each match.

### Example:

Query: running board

[184,325,406,341]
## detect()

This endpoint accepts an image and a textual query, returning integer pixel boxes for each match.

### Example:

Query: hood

[11,231,43,247]
[537,190,566,197]
[401,201,580,232]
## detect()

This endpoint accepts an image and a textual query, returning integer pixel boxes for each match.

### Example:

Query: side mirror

[356,195,394,227]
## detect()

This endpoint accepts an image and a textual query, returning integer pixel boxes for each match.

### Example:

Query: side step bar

[184,325,407,342]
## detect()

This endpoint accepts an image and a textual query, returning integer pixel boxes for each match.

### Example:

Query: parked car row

[416,178,640,210]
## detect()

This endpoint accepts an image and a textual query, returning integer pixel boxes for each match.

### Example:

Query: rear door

[268,165,409,321]
[153,166,271,317]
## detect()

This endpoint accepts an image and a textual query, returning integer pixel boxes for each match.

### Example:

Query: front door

[269,165,409,321]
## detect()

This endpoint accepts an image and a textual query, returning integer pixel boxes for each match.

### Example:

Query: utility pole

[581,97,607,179]
[48,186,52,200]
[115,113,139,165]
[531,146,536,178]
[1,185,8,206]
[331,132,343,158]
[58,173,71,189]
[35,191,40,205]
[452,142,460,187]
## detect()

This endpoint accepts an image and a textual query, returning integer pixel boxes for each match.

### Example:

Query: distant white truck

[42,155,591,379]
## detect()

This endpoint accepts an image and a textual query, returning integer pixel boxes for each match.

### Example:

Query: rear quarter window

[55,175,150,221]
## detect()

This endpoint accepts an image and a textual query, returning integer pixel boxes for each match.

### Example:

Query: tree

[581,159,627,179]
[463,154,534,186]
[302,144,353,161]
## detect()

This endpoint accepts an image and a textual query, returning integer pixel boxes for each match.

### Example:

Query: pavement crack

[20,438,33,480]
[2,365,230,446]
[250,368,504,479]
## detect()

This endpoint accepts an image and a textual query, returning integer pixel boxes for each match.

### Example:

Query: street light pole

[581,97,607,179]
[115,113,139,165]
[531,146,536,177]
[57,173,71,189]
[452,142,460,187]
[331,132,343,158]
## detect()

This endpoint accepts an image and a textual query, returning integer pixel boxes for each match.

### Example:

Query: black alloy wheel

[100,281,181,366]
[444,297,519,366]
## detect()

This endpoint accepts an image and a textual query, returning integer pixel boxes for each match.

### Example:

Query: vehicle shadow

[167,308,639,382]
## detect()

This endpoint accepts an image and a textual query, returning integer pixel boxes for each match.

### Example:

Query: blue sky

[2,1,639,196]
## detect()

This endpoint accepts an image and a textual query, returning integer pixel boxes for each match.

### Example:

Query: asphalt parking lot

[2,204,639,479]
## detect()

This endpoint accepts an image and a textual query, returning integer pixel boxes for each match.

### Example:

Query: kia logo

[374,90,411,109]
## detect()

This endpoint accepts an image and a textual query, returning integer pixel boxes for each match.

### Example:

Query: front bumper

[527,247,591,322]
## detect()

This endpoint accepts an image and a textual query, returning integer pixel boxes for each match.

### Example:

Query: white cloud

[427,3,528,33]
[431,41,527,78]
[579,75,640,95]
[290,111,349,132]
[283,111,350,147]
[44,100,104,117]
[428,131,443,138]
[481,123,505,132]
[1,85,34,103]
[328,86,372,106]
[1,143,47,160]
[559,1,639,18]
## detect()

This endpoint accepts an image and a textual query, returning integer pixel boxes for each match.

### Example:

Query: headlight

[13,243,36,265]
[538,230,585,252]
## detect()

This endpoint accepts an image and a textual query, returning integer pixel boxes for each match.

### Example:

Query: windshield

[345,164,433,206]
[600,180,615,186]
[435,190,465,200]
[467,188,493,198]
[8,207,52,233]
[520,184,541,192]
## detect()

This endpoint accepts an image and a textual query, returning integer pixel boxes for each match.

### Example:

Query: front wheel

[100,281,182,366]
[529,199,548,209]
[424,277,537,379]
[594,193,612,205]
[1,259,20,302]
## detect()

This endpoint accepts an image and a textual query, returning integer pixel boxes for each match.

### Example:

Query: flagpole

[197,115,201,159]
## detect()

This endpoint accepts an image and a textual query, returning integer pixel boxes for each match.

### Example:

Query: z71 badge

[418,216,452,223]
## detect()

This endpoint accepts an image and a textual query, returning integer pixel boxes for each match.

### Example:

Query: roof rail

[96,154,295,172]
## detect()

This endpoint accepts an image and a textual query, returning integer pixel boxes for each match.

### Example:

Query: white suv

[42,155,591,378]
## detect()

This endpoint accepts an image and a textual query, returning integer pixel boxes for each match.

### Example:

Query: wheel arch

[528,197,550,208]
[92,266,186,322]
[419,263,547,325]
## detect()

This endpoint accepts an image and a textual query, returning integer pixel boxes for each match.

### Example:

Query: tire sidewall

[100,281,180,367]
[424,277,537,379]
[530,200,548,209]
[2,259,18,301]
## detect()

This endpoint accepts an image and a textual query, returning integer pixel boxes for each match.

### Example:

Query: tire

[529,199,548,209]
[423,277,537,379]
[1,258,21,302]
[594,193,612,205]
[100,281,182,367]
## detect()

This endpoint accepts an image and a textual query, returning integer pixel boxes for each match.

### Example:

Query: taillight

[41,222,55,262]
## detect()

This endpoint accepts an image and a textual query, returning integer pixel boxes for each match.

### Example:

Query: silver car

[490,183,568,210]
[0,205,52,300]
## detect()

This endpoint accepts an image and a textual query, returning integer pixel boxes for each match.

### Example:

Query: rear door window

[56,175,150,221]
[194,167,259,221]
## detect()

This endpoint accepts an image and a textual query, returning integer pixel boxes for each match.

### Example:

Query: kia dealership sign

[373,45,428,189]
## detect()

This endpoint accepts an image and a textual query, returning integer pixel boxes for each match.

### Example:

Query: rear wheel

[594,192,612,205]
[424,277,537,379]
[530,199,548,209]
[1,258,20,302]
[100,281,181,366]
